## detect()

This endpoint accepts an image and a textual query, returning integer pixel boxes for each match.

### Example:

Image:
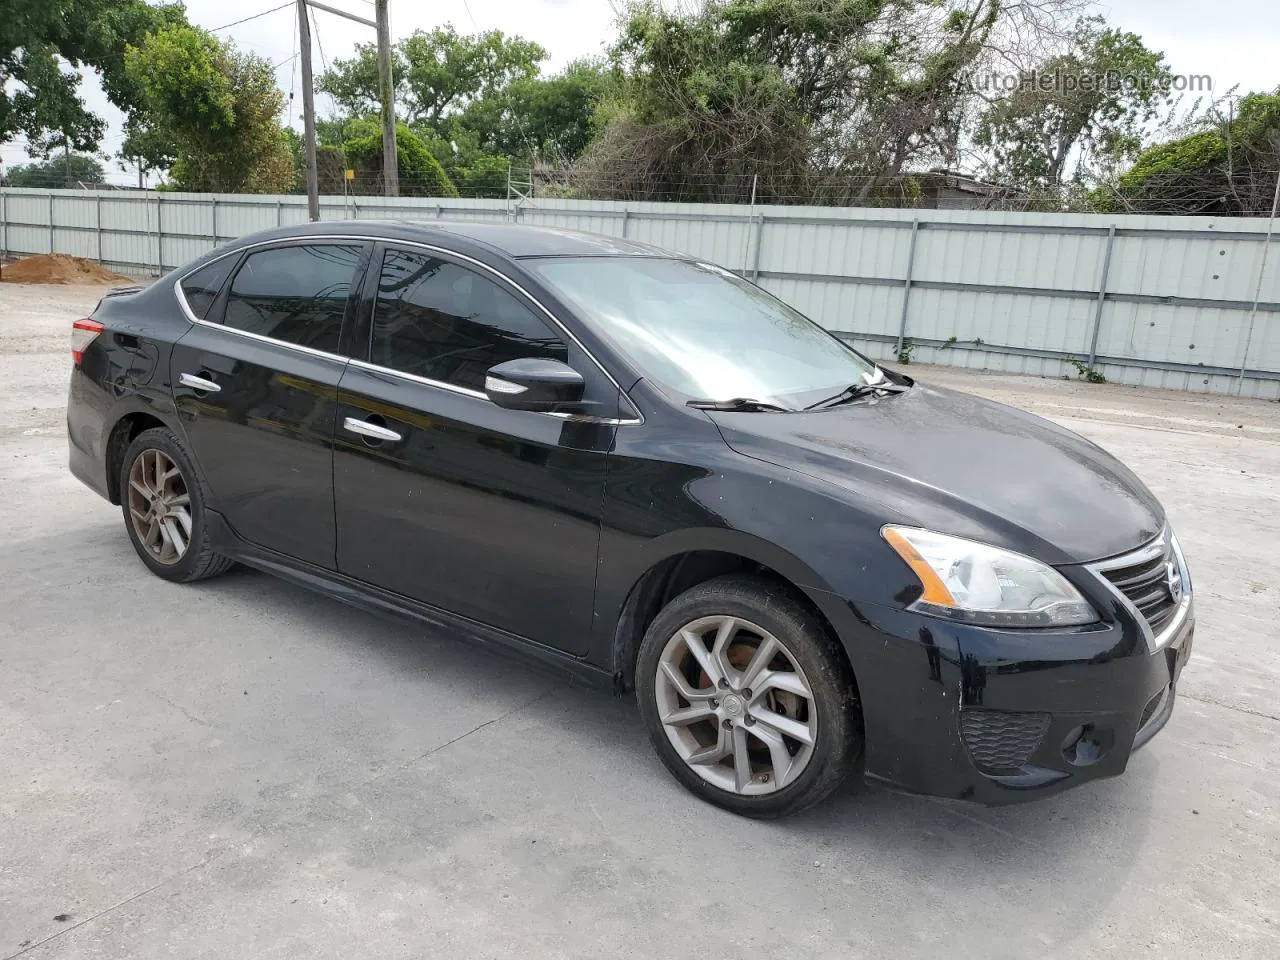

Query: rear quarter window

[178,256,237,320]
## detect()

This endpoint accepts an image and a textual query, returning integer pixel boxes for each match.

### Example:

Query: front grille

[960,709,1051,774]
[1098,538,1180,635]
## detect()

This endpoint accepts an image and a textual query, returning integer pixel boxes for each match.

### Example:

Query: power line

[210,3,294,33]
[288,9,300,126]
[310,7,331,75]
[456,0,540,167]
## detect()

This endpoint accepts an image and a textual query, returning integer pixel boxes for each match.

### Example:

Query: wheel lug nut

[742,688,752,698]
[744,716,755,726]
[722,719,733,729]
[710,698,719,707]
[717,678,729,689]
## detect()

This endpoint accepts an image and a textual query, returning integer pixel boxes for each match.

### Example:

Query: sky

[2,0,1276,184]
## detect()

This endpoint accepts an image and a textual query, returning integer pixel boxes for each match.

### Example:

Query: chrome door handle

[343,417,402,443]
[179,372,221,393]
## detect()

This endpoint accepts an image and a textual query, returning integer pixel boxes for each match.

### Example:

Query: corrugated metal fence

[2,187,1277,399]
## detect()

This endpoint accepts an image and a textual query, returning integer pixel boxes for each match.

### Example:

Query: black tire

[119,426,234,583]
[636,574,862,818]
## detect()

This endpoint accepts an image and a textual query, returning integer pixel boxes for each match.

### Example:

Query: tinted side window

[179,256,236,320]
[372,249,567,391]
[223,244,362,354]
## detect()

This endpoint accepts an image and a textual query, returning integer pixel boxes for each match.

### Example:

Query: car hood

[707,383,1163,565]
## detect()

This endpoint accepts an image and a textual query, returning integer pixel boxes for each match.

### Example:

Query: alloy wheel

[126,448,192,566]
[654,615,818,795]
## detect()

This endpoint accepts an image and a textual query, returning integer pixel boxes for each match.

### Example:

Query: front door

[170,241,368,568]
[333,245,614,655]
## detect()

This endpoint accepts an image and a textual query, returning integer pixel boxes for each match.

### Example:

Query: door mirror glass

[485,358,585,412]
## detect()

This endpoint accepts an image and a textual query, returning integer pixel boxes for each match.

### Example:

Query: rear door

[332,244,616,654]
[170,240,370,568]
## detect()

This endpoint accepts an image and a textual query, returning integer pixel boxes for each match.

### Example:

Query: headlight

[882,526,1097,627]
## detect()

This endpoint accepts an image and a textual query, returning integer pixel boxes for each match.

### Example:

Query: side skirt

[204,511,616,693]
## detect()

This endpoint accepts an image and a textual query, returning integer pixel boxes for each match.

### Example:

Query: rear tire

[119,426,233,583]
[636,574,861,818]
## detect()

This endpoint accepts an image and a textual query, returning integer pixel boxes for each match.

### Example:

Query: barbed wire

[4,168,1278,217]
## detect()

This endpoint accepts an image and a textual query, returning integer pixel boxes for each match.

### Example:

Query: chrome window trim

[345,357,641,426]
[347,357,487,400]
[188,316,351,364]
[1084,527,1192,652]
[173,245,247,325]
[171,233,644,426]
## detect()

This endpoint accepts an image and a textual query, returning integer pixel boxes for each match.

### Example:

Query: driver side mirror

[484,358,586,412]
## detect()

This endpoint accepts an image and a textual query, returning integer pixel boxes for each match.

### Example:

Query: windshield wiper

[687,397,793,413]
[804,380,911,411]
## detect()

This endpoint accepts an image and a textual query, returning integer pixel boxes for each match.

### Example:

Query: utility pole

[375,0,399,197]
[297,0,320,221]
[296,1,395,218]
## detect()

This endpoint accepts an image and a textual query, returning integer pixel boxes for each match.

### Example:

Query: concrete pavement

[1,283,1277,959]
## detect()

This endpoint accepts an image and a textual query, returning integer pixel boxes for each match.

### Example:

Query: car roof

[427,221,670,258]
[227,219,672,260]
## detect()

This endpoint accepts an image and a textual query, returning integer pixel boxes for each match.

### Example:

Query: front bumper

[817,566,1195,804]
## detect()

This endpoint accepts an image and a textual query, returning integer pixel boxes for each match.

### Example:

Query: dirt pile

[1,254,135,286]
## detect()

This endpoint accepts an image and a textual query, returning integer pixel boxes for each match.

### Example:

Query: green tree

[4,154,106,187]
[578,0,830,201]
[452,153,513,198]
[7,47,107,161]
[1102,92,1280,215]
[1,1,186,153]
[315,116,458,198]
[344,123,459,198]
[458,59,612,163]
[318,25,547,128]
[124,24,294,193]
[840,1,1000,201]
[974,17,1173,191]
[579,0,998,203]
[403,127,507,198]
[118,115,175,185]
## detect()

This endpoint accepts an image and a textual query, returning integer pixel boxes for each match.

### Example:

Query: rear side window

[222,244,363,354]
[178,257,236,320]
[371,248,567,391]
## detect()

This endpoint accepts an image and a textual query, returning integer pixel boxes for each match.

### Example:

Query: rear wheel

[119,427,233,583]
[636,575,861,818]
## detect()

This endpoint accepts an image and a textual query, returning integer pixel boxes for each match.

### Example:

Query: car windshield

[527,256,879,407]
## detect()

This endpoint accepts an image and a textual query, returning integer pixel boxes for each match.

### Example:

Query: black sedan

[67,221,1194,817]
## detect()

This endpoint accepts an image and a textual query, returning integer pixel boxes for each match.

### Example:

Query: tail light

[71,318,104,366]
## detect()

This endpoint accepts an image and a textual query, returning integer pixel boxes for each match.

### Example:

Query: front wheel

[636,575,862,818]
[119,426,233,583]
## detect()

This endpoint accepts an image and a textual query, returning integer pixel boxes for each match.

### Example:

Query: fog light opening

[1062,724,1113,767]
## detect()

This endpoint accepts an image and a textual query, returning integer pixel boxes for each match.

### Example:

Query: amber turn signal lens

[882,526,957,607]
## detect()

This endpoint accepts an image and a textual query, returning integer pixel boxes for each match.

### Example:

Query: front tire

[119,427,233,583]
[636,574,862,818]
